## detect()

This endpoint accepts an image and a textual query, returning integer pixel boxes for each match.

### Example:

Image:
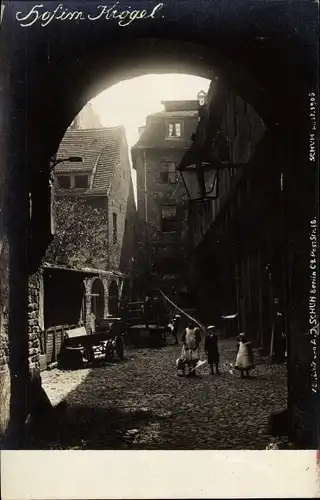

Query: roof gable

[55,127,126,193]
[132,110,198,151]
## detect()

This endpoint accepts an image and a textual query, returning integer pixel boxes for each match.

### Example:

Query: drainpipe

[143,151,148,223]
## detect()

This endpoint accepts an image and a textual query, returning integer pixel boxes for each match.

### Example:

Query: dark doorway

[108,280,119,316]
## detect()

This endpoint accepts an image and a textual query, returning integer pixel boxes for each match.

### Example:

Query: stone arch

[91,278,105,325]
[19,27,314,271]
[100,277,110,318]
[2,1,318,447]
[108,280,119,317]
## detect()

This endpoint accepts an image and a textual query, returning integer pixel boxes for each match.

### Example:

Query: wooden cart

[58,323,125,369]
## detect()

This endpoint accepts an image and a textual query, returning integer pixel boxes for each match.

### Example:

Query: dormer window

[167,122,182,138]
[56,173,90,190]
[74,175,89,189]
[57,176,71,189]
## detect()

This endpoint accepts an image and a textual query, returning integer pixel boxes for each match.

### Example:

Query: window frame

[56,173,91,190]
[166,121,183,139]
[160,161,177,184]
[56,175,72,190]
[74,174,90,189]
[160,204,178,233]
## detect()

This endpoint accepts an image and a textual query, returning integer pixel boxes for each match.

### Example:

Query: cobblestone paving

[38,338,294,450]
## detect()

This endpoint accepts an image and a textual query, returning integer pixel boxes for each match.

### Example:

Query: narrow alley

[36,338,293,450]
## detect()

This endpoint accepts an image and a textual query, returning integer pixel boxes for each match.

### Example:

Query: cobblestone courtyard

[39,338,292,450]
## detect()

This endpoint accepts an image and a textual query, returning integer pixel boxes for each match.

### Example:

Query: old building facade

[181,79,318,448]
[26,126,138,371]
[182,81,268,334]
[1,0,317,449]
[131,97,204,298]
[47,126,136,277]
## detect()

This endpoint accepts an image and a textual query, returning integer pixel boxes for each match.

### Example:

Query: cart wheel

[105,343,115,362]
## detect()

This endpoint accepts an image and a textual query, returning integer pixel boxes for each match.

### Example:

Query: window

[56,174,90,190]
[160,161,176,183]
[167,122,182,138]
[160,205,177,233]
[57,176,71,189]
[113,212,117,244]
[74,175,89,189]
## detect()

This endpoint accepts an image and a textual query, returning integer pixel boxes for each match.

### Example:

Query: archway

[1,1,317,449]
[108,281,119,317]
[91,278,105,325]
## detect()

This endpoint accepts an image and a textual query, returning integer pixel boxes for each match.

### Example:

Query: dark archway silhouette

[91,278,105,325]
[1,0,317,448]
[108,281,119,317]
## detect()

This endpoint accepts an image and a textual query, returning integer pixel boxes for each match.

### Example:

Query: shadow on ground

[26,403,165,450]
[26,340,296,450]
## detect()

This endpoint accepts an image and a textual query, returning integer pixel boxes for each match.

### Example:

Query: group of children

[175,318,255,378]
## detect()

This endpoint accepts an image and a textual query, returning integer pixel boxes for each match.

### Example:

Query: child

[235,333,254,378]
[182,323,201,376]
[168,314,181,345]
[205,326,220,375]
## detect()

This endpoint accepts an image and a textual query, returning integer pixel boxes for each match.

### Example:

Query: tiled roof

[55,127,126,193]
[43,262,130,279]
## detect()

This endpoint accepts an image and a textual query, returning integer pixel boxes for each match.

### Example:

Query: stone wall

[0,237,10,440]
[27,270,43,380]
[134,148,191,293]
[46,197,110,270]
[0,50,10,438]
[84,274,123,332]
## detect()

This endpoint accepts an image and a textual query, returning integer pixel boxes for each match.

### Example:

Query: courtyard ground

[37,337,295,450]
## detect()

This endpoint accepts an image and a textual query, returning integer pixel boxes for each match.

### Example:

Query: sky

[90,73,210,151]
[90,73,210,201]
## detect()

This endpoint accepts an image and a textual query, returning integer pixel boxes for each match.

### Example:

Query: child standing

[182,323,201,377]
[235,333,254,378]
[205,326,220,375]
